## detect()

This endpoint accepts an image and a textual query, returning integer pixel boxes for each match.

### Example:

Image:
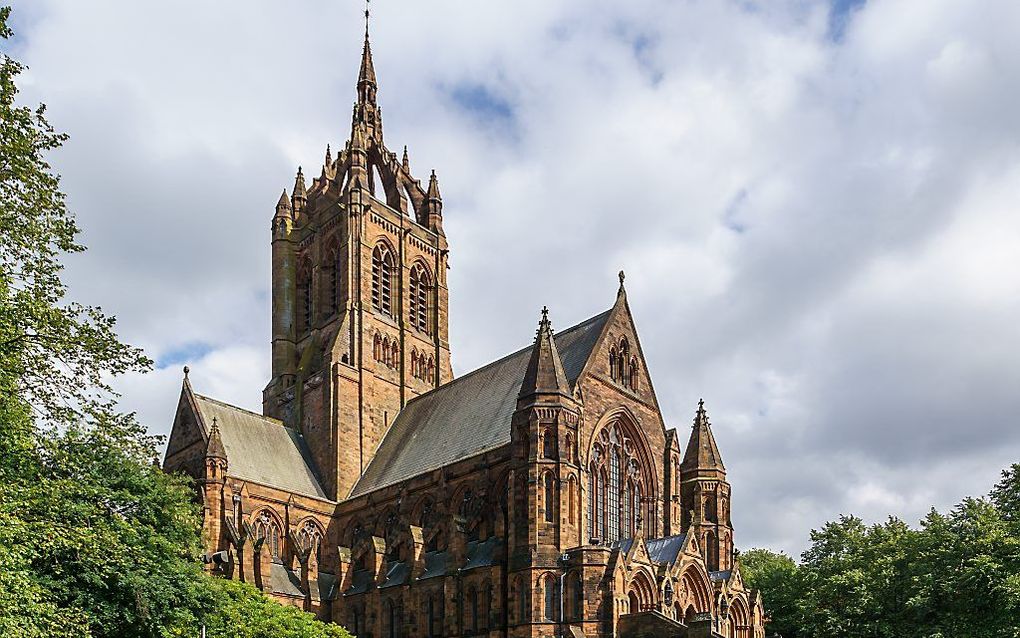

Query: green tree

[740,548,802,637]
[0,8,352,637]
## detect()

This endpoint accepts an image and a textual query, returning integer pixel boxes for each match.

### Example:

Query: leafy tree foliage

[0,8,352,637]
[742,476,1020,638]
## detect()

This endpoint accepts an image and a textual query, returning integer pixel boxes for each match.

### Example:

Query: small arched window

[572,572,584,620]
[543,574,557,621]
[543,472,555,523]
[374,333,382,362]
[388,598,402,638]
[410,348,419,378]
[326,246,340,316]
[468,585,478,633]
[372,242,396,316]
[542,427,556,459]
[409,263,432,334]
[391,341,400,369]
[568,476,576,525]
[609,347,618,381]
[617,338,629,383]
[427,355,435,383]
[519,576,530,622]
[628,357,639,390]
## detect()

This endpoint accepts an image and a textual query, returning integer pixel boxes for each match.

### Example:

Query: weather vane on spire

[365,0,370,35]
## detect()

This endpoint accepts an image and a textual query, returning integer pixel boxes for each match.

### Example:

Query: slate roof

[646,533,688,565]
[271,562,304,597]
[192,393,328,499]
[350,310,611,498]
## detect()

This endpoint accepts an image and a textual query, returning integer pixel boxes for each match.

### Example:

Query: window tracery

[372,242,395,316]
[297,520,323,564]
[253,510,282,561]
[588,421,649,543]
[409,263,432,334]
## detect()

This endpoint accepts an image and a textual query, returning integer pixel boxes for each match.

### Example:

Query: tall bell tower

[263,20,453,501]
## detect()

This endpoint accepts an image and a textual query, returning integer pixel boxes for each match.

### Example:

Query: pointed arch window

[587,421,649,543]
[628,357,639,390]
[372,242,396,316]
[325,246,340,317]
[543,574,558,621]
[297,520,323,564]
[409,263,432,334]
[516,575,528,622]
[609,347,618,381]
[253,510,282,562]
[298,261,313,333]
[543,472,556,523]
[542,427,556,459]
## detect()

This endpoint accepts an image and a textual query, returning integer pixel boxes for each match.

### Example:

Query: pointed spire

[357,6,377,101]
[294,167,307,198]
[276,188,290,209]
[427,169,441,200]
[206,416,227,460]
[401,145,410,171]
[518,306,570,400]
[325,144,333,166]
[681,399,725,472]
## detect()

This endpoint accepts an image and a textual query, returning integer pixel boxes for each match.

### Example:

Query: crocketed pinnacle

[205,416,227,460]
[292,167,307,201]
[518,306,570,400]
[681,399,725,472]
[427,169,441,200]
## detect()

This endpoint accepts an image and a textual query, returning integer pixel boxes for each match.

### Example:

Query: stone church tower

[263,27,453,502]
[164,18,768,638]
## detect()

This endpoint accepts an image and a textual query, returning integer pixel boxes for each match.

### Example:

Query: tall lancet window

[372,242,395,316]
[409,263,432,334]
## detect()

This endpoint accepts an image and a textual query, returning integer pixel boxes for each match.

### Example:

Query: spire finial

[365,0,370,37]
[617,270,627,297]
[183,365,190,379]
[325,144,332,165]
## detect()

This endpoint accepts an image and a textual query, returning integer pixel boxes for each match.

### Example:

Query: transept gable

[576,275,667,432]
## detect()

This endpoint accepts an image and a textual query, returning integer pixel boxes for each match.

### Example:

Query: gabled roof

[646,533,689,566]
[350,309,611,498]
[191,393,328,499]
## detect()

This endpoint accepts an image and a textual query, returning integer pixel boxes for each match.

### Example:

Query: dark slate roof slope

[192,393,328,499]
[350,310,611,498]
[647,533,688,565]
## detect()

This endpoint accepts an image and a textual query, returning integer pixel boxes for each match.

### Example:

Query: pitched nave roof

[350,309,611,498]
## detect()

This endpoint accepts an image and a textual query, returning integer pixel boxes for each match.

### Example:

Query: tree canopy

[742,465,1020,638]
[0,7,351,637]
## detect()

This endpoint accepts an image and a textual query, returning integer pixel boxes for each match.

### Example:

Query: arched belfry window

[409,263,432,334]
[587,419,650,543]
[617,338,629,384]
[628,357,639,391]
[609,347,618,381]
[297,260,312,333]
[372,242,396,316]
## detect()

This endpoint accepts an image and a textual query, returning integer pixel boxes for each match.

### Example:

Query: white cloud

[9,0,1020,556]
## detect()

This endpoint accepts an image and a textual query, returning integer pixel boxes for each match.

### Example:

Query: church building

[163,22,767,638]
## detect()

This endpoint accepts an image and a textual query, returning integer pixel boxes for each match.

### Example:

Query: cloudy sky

[8,0,1020,556]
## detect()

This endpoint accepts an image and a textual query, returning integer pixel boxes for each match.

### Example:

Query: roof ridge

[192,393,286,427]
[405,308,611,406]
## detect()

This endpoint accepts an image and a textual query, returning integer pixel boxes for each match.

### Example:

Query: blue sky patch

[828,0,867,42]
[448,82,515,125]
[157,341,213,369]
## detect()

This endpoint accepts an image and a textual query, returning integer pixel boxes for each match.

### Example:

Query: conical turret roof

[681,399,725,472]
[518,306,570,400]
